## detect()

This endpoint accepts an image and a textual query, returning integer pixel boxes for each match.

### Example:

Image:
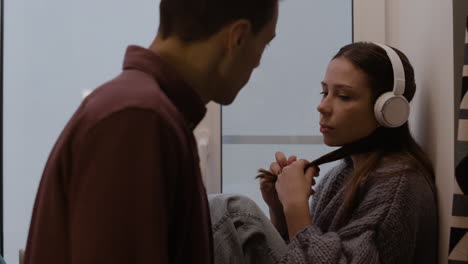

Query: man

[24,0,278,263]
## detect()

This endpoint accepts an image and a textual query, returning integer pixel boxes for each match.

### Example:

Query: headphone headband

[372,43,410,128]
[374,43,406,96]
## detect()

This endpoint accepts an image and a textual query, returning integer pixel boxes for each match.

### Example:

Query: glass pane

[4,0,158,262]
[222,1,352,214]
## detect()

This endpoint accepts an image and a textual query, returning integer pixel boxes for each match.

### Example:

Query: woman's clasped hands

[259,152,320,239]
[261,152,319,208]
[260,152,319,209]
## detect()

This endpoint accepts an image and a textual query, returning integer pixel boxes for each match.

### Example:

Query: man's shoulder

[64,71,190,146]
[81,71,183,126]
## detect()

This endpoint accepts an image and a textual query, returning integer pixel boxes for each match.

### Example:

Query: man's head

[155,0,279,105]
[159,0,278,43]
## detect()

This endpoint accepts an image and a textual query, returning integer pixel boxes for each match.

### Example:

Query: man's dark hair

[159,0,278,42]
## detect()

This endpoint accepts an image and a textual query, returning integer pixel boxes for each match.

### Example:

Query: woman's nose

[317,99,331,114]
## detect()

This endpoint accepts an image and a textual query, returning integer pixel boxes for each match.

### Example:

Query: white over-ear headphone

[373,43,410,128]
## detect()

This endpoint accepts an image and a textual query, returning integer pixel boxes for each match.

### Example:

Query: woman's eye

[320,91,328,97]
[339,95,351,100]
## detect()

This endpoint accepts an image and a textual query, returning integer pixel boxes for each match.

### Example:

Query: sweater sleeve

[281,167,433,264]
[68,108,182,263]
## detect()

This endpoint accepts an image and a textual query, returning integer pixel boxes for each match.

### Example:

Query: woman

[209,42,438,264]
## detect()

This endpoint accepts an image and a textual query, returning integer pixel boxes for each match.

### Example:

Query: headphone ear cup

[374,92,410,128]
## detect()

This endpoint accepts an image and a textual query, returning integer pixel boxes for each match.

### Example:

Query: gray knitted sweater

[281,156,438,264]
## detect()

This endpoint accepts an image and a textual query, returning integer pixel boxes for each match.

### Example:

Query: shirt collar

[122,45,207,129]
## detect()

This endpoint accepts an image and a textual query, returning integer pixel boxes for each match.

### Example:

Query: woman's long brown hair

[257,42,436,226]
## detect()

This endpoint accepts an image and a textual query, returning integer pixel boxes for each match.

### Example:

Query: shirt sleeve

[282,168,433,264]
[67,108,182,263]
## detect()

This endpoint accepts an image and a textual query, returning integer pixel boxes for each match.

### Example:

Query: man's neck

[148,35,220,105]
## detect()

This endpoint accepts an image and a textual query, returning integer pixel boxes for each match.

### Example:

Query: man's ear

[225,19,251,54]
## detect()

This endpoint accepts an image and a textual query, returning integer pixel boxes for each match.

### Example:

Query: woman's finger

[269,162,282,175]
[287,155,297,165]
[275,152,288,167]
[304,164,319,177]
[304,167,314,185]
[313,166,320,177]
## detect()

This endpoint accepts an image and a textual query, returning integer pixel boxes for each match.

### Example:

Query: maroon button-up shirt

[24,45,213,264]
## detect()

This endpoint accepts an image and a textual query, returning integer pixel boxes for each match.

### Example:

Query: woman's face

[317,57,379,146]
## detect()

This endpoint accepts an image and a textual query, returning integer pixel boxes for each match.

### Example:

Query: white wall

[389,1,454,262]
[195,102,221,194]
[355,0,455,262]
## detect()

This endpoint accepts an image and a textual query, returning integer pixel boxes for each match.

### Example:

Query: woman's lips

[320,124,333,133]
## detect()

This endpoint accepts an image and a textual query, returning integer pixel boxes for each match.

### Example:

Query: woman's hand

[275,159,319,210]
[275,159,320,239]
[260,152,296,209]
[260,152,296,239]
